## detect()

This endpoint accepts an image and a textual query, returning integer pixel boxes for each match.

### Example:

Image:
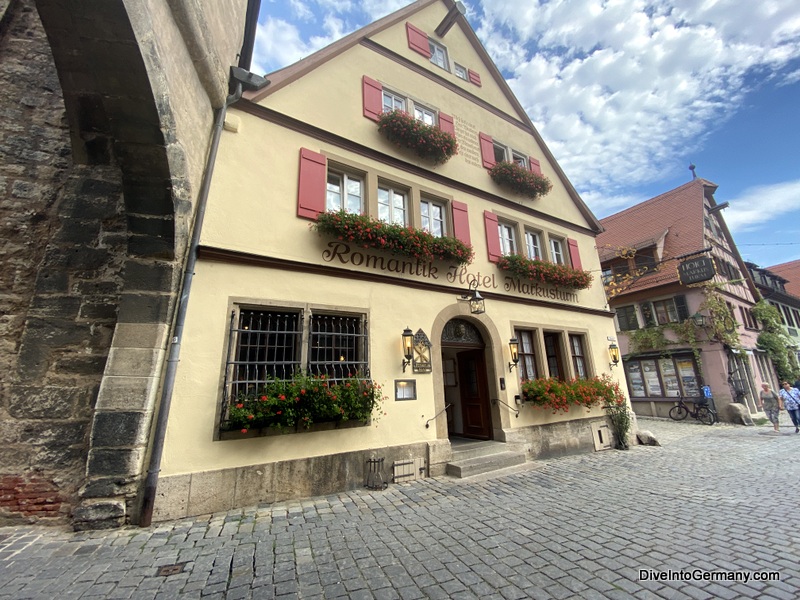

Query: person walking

[759,383,782,433]
[779,382,800,433]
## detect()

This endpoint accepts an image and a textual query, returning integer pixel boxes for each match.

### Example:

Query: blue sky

[252,0,800,269]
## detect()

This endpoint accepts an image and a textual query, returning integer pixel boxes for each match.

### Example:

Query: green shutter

[674,295,689,321]
[641,302,656,327]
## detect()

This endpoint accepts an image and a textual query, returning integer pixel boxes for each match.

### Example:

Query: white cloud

[724,180,800,233]
[476,0,800,198]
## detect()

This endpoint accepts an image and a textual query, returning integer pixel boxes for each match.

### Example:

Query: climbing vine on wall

[752,300,800,381]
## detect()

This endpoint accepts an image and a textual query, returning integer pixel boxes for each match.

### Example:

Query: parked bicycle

[668,396,717,425]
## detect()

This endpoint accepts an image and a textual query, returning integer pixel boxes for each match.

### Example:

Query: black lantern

[508,337,519,372]
[459,280,485,314]
[691,312,707,327]
[402,327,414,372]
[608,342,620,368]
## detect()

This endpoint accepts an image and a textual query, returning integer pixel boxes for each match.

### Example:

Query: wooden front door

[457,349,491,439]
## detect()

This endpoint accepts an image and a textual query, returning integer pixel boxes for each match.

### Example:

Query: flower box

[489,161,552,199]
[497,254,592,289]
[521,376,625,414]
[315,210,474,265]
[221,374,384,436]
[377,110,458,165]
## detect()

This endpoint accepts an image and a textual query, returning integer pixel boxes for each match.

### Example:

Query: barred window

[308,314,368,381]
[224,308,368,404]
[227,309,302,400]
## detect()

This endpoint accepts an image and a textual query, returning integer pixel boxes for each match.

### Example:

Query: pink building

[597,178,775,422]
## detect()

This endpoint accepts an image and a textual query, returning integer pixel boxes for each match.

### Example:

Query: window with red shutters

[483,211,502,263]
[479,133,495,169]
[363,75,383,121]
[438,112,455,136]
[297,148,327,220]
[406,23,431,58]
[452,200,470,246]
[567,238,582,270]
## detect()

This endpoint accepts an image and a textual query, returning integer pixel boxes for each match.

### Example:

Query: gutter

[139,66,269,527]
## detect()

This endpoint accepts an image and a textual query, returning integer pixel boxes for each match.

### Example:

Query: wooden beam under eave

[435,1,466,37]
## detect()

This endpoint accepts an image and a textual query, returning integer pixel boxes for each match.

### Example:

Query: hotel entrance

[440,319,492,440]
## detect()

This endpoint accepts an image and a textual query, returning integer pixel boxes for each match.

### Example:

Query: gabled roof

[766,259,800,298]
[597,178,713,294]
[243,0,602,232]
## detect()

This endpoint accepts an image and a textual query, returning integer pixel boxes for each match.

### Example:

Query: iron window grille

[222,308,369,410]
[308,313,369,381]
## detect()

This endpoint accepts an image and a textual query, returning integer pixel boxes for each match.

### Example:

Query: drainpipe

[139,67,269,527]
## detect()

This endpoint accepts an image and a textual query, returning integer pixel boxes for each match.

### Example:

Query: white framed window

[378,184,408,225]
[429,39,449,70]
[414,104,436,126]
[327,171,363,214]
[493,142,508,163]
[454,63,468,80]
[525,230,542,260]
[498,221,517,256]
[512,151,528,169]
[420,197,446,237]
[382,90,405,113]
[550,238,565,264]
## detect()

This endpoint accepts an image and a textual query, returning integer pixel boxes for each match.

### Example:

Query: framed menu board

[625,362,646,397]
[659,358,681,397]
[676,358,700,396]
[641,359,663,396]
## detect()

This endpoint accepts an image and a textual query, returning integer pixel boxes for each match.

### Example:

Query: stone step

[446,450,527,478]
[449,439,510,461]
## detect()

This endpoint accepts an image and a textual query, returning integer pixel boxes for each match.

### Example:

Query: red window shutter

[529,156,542,176]
[567,238,582,270]
[467,69,482,86]
[406,23,431,58]
[362,75,383,121]
[452,200,470,246]
[438,112,455,136]
[297,148,327,220]
[479,132,495,169]
[484,211,502,263]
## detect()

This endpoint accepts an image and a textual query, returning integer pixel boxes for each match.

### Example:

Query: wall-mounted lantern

[608,342,621,368]
[402,327,414,372]
[459,280,485,314]
[691,312,707,327]
[508,337,519,372]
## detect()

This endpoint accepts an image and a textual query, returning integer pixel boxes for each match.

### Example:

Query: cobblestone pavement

[2,416,800,600]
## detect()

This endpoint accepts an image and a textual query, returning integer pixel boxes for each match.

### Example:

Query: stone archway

[0,0,250,528]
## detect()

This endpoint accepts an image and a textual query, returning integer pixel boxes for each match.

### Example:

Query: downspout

[139,67,268,527]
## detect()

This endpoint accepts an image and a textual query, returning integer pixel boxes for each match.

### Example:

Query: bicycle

[668,396,716,425]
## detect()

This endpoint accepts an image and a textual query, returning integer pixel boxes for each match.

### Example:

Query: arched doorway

[441,318,493,440]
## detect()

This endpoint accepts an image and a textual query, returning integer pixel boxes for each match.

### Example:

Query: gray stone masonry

[2,416,799,599]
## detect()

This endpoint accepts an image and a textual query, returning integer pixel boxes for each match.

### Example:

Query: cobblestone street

[2,417,799,599]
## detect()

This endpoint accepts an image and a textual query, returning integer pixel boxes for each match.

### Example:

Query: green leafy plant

[315,210,474,265]
[489,161,552,199]
[224,373,384,434]
[605,399,632,450]
[521,375,625,413]
[752,300,800,381]
[497,253,593,290]
[377,110,458,164]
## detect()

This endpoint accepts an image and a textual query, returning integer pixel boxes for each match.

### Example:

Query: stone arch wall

[0,0,249,528]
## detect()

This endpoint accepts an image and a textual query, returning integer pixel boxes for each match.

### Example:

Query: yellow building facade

[153,0,627,520]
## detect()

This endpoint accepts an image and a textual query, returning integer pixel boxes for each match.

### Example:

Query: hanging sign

[677,256,715,285]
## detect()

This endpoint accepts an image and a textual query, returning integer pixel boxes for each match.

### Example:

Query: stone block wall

[0,0,126,523]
